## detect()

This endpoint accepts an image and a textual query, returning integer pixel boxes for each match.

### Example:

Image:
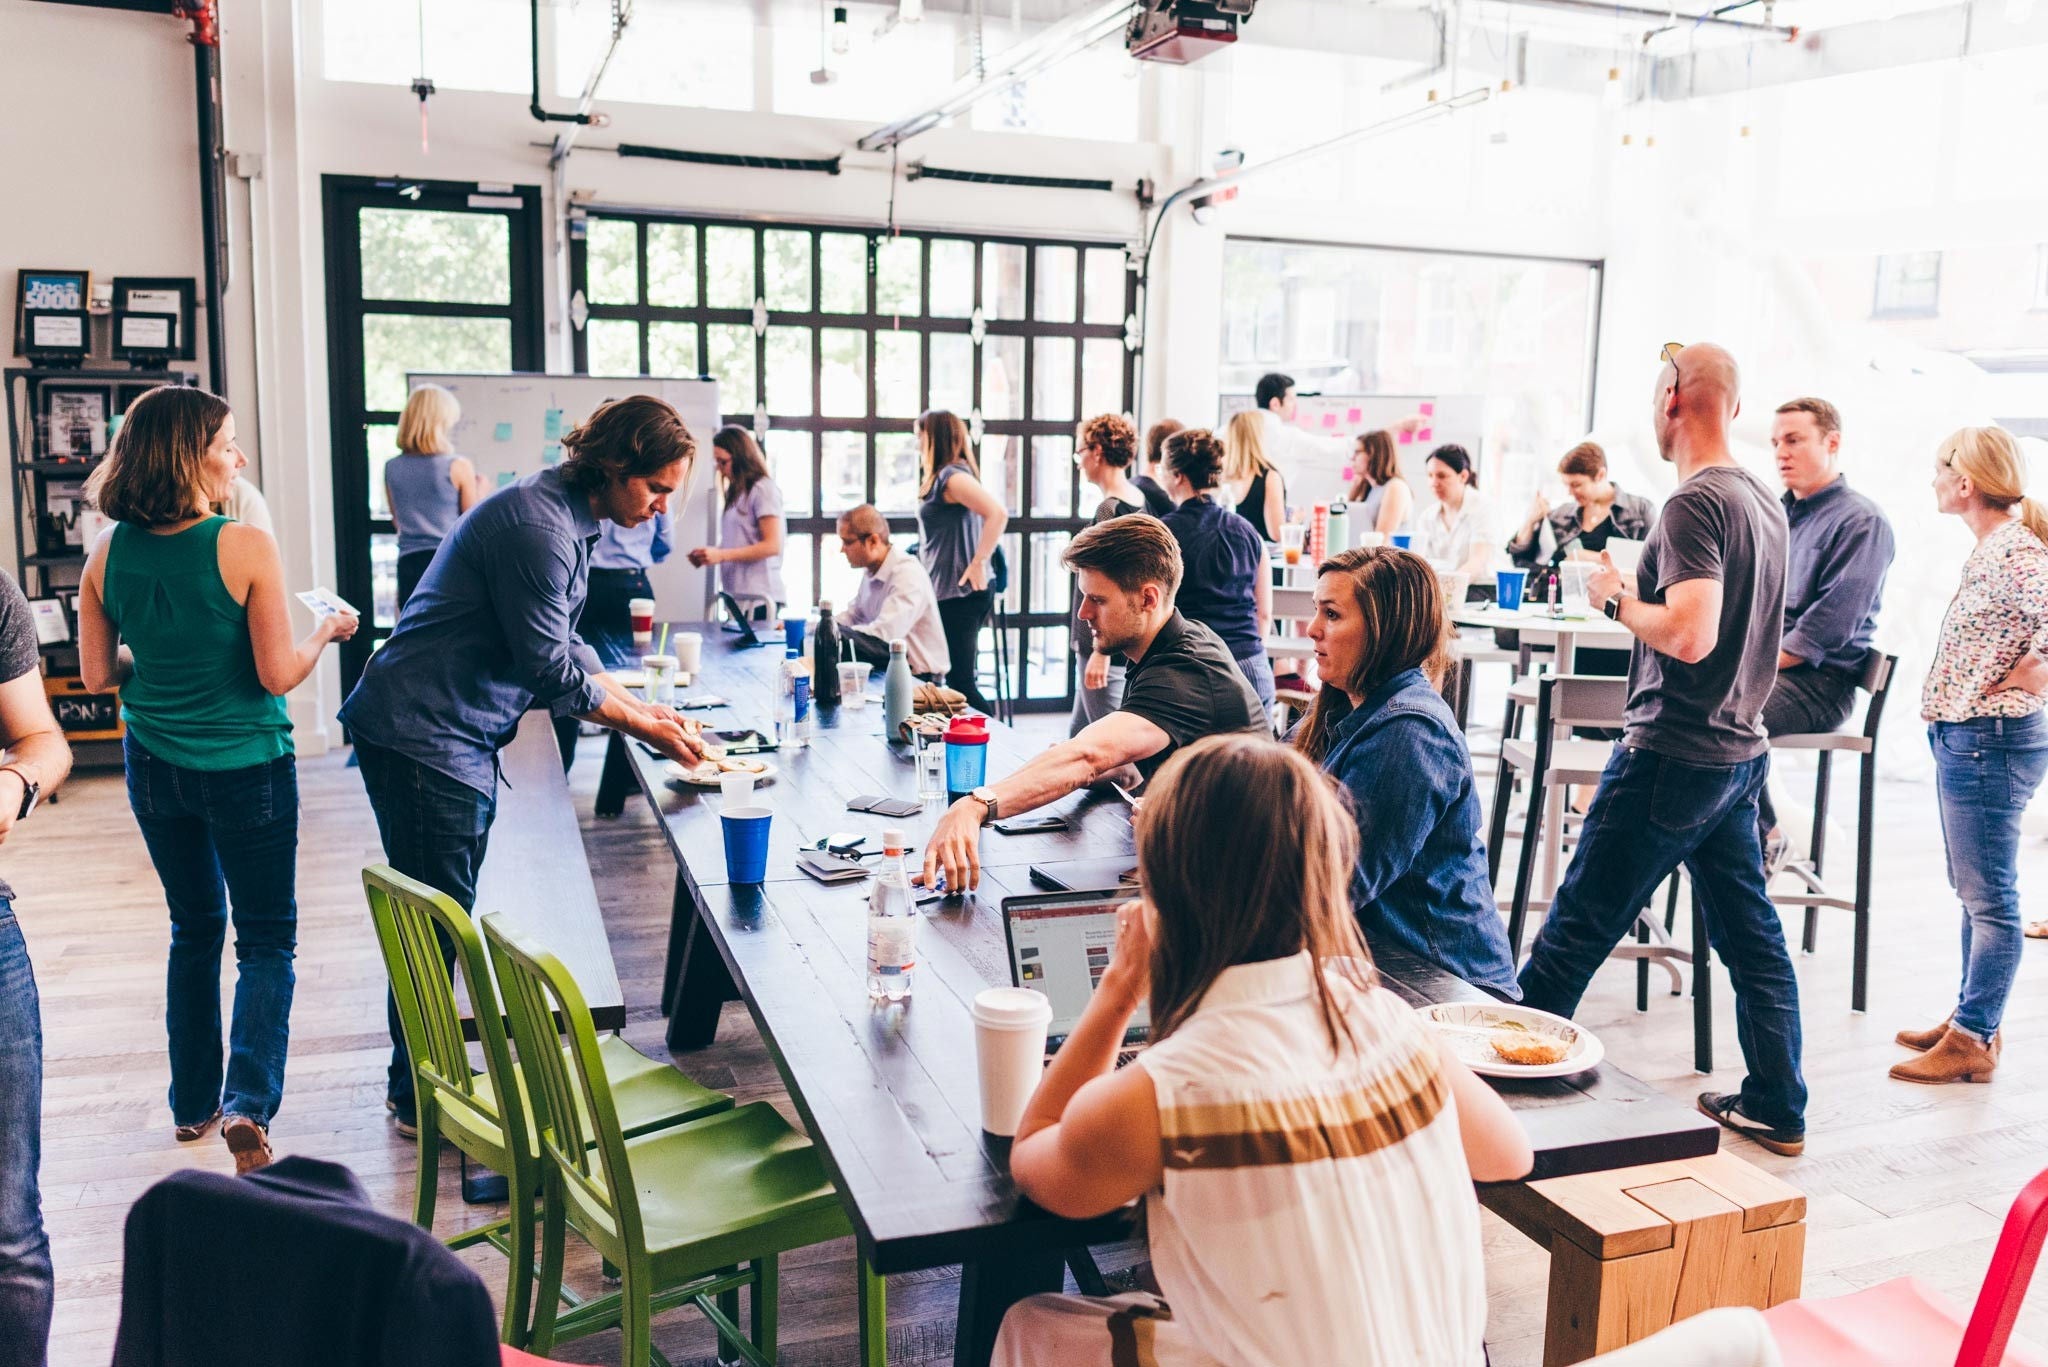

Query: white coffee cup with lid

[971,986,1054,1136]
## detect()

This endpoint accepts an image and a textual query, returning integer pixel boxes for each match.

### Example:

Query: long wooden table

[593,627,1719,1365]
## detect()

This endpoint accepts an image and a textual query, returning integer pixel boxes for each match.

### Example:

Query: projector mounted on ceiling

[1126,0,1257,65]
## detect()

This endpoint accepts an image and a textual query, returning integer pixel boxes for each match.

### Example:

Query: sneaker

[1697,1091,1804,1157]
[386,1096,419,1139]
[173,1109,222,1143]
[222,1115,274,1175]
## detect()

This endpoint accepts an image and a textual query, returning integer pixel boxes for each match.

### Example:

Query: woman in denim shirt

[1293,546,1520,999]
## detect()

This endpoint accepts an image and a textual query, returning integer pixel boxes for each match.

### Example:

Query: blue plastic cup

[782,614,806,655]
[1391,532,1413,550]
[1496,569,1528,612]
[721,805,772,884]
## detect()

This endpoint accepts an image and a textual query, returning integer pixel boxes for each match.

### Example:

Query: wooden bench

[1481,1151,1806,1366]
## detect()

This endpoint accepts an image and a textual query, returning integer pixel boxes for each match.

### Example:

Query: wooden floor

[25,716,2048,1365]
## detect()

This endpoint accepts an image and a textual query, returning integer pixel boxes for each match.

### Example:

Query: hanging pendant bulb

[1602,65,1625,111]
[831,5,851,53]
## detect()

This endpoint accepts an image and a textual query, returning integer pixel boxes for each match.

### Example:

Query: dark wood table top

[626,626,1717,1273]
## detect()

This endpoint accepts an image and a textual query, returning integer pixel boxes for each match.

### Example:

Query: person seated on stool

[556,508,673,772]
[1758,397,1894,866]
[921,515,1268,893]
[833,503,948,680]
[1293,546,1521,1001]
[992,734,1532,1367]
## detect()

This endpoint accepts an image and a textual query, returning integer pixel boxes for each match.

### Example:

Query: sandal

[222,1115,274,1175]
[2027,920,2048,940]
[173,1109,222,1143]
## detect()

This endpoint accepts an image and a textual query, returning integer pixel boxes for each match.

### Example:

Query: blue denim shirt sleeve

[1333,711,1459,906]
[491,520,607,718]
[1782,505,1894,670]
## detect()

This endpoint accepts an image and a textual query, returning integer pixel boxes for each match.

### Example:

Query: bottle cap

[890,639,906,653]
[819,599,833,612]
[882,827,906,854]
[944,715,990,745]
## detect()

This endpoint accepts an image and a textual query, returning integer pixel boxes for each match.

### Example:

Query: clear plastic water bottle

[867,829,916,1000]
[778,647,812,750]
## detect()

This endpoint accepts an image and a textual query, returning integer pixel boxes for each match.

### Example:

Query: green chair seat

[451,1034,732,1154]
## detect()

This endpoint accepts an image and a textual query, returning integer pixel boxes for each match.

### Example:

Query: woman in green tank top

[76,386,358,1174]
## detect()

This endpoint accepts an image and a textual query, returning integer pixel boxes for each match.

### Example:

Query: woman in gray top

[917,409,1008,714]
[385,384,480,611]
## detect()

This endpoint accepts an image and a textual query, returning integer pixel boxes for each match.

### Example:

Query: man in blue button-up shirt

[1759,397,1895,853]
[341,395,706,1130]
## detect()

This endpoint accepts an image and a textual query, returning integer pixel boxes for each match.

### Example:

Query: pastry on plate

[717,758,767,774]
[1490,1029,1571,1067]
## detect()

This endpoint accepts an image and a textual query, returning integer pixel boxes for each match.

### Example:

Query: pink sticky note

[1321,413,1337,428]
[1340,465,1356,482]
[1346,407,1362,423]
[1417,427,1433,442]
[1398,429,1415,444]
[1419,401,1436,416]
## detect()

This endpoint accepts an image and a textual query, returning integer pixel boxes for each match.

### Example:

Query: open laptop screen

[1004,895,1152,1052]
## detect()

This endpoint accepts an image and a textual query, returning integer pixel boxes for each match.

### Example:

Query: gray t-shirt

[0,573,39,901]
[1622,464,1788,765]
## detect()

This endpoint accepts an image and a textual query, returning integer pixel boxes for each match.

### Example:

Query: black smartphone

[992,815,1070,835]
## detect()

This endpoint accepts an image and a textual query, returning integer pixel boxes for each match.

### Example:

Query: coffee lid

[971,986,1052,1029]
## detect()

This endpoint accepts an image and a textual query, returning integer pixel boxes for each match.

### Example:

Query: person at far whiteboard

[385,384,482,613]
[688,425,784,620]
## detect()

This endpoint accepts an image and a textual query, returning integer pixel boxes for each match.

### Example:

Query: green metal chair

[364,866,734,1346]
[481,912,888,1367]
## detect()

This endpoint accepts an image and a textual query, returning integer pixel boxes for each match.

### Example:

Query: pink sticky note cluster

[1321,413,1337,428]
[1419,401,1436,416]
[1346,407,1362,423]
[1417,427,1434,442]
[1398,429,1414,444]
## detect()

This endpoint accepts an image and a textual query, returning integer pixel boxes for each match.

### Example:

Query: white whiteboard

[1219,393,1488,504]
[407,372,722,619]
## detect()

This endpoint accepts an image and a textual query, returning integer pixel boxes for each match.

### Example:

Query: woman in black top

[1223,410,1285,541]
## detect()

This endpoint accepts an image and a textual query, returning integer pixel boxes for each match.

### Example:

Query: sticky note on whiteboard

[1398,429,1414,444]
[1322,413,1337,427]
[1417,427,1434,442]
[543,408,565,440]
[497,471,516,487]
[542,443,562,466]
[1419,401,1436,416]
[493,422,514,442]
[1347,408,1362,423]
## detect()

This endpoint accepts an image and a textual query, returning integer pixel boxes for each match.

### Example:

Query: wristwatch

[1603,592,1627,622]
[970,785,999,822]
[2,767,38,823]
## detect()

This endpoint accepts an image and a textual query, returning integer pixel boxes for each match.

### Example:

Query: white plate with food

[1417,1002,1603,1079]
[664,756,777,789]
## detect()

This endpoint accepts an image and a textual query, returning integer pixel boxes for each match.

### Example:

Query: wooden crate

[43,675,121,741]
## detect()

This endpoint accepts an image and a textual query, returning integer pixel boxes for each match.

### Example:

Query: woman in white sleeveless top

[995,734,1533,1367]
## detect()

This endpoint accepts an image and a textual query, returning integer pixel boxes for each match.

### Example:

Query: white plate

[665,757,777,789]
[1417,1002,1604,1079]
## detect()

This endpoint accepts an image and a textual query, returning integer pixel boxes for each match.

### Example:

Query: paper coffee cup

[675,630,704,673]
[629,597,657,645]
[719,772,754,810]
[971,987,1054,1137]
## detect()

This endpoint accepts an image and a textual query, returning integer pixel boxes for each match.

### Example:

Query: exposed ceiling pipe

[1508,0,1795,35]
[530,0,608,125]
[549,0,633,168]
[857,0,1134,151]
[1383,1,1451,93]
[175,0,229,397]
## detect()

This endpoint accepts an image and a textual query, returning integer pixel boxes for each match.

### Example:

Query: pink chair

[1764,1166,2048,1366]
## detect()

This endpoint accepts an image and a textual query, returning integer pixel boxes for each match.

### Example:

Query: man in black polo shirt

[921,515,1267,891]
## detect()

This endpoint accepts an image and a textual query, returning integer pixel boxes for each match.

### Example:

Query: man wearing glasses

[1518,343,1808,1156]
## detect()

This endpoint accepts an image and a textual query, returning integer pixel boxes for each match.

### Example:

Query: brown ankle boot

[1889,1027,1998,1085]
[1896,1017,1952,1052]
[222,1115,273,1174]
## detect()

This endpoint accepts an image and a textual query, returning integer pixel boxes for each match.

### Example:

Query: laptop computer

[1002,890,1151,1060]
[716,591,772,648]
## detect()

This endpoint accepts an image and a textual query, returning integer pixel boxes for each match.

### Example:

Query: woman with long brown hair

[1294,546,1520,999]
[916,409,1008,712]
[687,425,784,615]
[1345,428,1413,538]
[995,734,1530,1366]
[77,386,359,1173]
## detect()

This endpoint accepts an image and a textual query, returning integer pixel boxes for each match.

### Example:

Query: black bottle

[813,601,842,707]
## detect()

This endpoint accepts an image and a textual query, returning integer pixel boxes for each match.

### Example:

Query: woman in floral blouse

[1904,426,2048,1085]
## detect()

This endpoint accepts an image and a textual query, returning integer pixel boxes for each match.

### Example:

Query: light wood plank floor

[22,720,2048,1365]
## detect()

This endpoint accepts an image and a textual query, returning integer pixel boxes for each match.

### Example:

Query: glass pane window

[1027,627,1071,699]
[996,531,1024,614]
[371,532,399,630]
[766,429,814,518]
[782,532,815,614]
[362,314,512,412]
[875,430,921,515]
[366,423,399,520]
[649,321,699,378]
[1032,337,1075,422]
[1034,246,1077,323]
[705,226,755,309]
[876,236,922,316]
[930,239,976,317]
[361,209,511,304]
[820,328,868,417]
[1029,531,1072,614]
[983,336,1025,421]
[985,243,1028,320]
[1084,248,1127,326]
[820,431,866,514]
[929,333,975,412]
[1080,338,1124,421]
[1031,436,1075,518]
[1874,251,1942,316]
[584,218,639,306]
[982,435,1024,515]
[766,327,814,416]
[764,230,813,311]
[821,234,867,313]
[585,319,641,376]
[647,223,698,307]
[818,539,866,614]
[875,329,922,418]
[706,324,758,411]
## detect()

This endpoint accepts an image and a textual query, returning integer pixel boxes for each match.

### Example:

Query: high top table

[592,625,1719,1366]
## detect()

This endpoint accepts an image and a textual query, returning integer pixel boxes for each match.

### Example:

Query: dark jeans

[1519,745,1807,1131]
[557,566,653,773]
[353,739,498,1110]
[937,590,997,713]
[1931,715,2048,1041]
[1757,665,1859,835]
[396,548,435,615]
[124,737,300,1130]
[0,900,50,1367]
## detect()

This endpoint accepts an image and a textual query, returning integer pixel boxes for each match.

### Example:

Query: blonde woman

[385,384,480,610]
[1899,427,2048,1085]
[1223,408,1285,541]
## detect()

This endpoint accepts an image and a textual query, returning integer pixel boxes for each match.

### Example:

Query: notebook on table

[1001,890,1151,1062]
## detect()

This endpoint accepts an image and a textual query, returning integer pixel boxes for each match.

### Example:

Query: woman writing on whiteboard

[384,384,481,612]
[917,409,1008,714]
[688,426,785,619]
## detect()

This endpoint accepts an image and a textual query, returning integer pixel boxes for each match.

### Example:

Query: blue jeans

[1519,745,1807,1131]
[1930,715,2048,1042]
[1233,648,1277,717]
[353,740,497,1109]
[125,737,300,1130]
[0,900,50,1367]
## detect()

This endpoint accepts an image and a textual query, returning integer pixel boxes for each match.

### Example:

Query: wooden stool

[1481,1152,1806,1367]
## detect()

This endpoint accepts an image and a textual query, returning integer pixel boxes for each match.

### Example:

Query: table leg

[595,730,633,819]
[665,885,739,1052]
[954,1249,1063,1367]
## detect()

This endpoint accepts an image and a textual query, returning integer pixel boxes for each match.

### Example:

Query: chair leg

[411,1101,440,1232]
[1853,752,1876,1014]
[1691,886,1713,1076]
[1508,777,1549,959]
[622,1264,654,1367]
[716,1268,743,1364]
[502,1166,536,1348]
[858,1250,888,1367]
[1635,915,1651,1013]
[750,1255,778,1360]
[1486,750,1516,887]
[1664,873,1680,933]
[530,1174,568,1355]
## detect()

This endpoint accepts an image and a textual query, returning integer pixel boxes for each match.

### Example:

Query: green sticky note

[542,443,562,466]
[497,471,515,487]
[543,408,565,440]
[493,421,514,442]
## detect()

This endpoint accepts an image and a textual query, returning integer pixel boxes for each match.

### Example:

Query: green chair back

[362,866,527,1162]
[482,912,640,1257]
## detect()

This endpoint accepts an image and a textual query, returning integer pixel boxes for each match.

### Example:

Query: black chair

[1765,648,1899,1013]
